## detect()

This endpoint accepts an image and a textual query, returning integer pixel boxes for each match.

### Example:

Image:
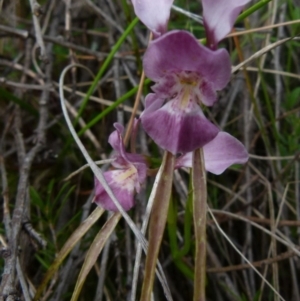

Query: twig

[0,155,11,238]
[0,79,52,91]
[226,19,300,37]
[84,0,124,34]
[28,0,48,62]
[207,250,296,273]
[210,209,300,256]
[232,37,299,73]
[124,32,152,146]
[0,24,136,60]
[22,221,47,249]
[0,24,29,38]
[16,257,32,301]
[0,58,44,84]
[208,207,286,301]
[57,83,141,114]
[211,212,300,227]
[63,159,114,182]
[0,16,54,299]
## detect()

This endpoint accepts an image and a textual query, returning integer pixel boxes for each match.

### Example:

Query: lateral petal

[203,131,248,174]
[175,132,248,174]
[131,0,173,37]
[202,0,251,49]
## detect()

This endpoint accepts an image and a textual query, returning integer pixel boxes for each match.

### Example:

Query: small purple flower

[202,0,251,49]
[175,131,248,175]
[94,123,147,212]
[140,30,231,154]
[131,0,174,37]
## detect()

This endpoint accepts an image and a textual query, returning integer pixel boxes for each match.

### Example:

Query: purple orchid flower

[175,131,248,175]
[131,0,174,37]
[202,0,251,49]
[140,30,231,155]
[94,123,147,212]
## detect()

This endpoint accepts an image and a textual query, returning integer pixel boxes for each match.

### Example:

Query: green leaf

[286,87,300,110]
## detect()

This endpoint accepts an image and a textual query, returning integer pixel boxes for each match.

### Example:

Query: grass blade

[33,207,104,301]
[70,212,121,301]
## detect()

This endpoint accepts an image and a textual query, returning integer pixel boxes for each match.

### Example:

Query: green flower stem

[120,0,142,72]
[192,148,207,301]
[59,79,151,157]
[73,17,139,127]
[77,79,150,137]
[167,197,194,280]
[236,0,273,23]
[140,151,175,301]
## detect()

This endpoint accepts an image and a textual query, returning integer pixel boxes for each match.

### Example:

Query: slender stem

[192,148,207,301]
[236,0,272,23]
[73,17,139,127]
[123,70,145,146]
[124,33,152,147]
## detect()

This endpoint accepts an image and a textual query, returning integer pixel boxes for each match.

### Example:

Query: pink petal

[143,93,165,113]
[152,73,177,98]
[175,132,248,174]
[125,160,147,189]
[108,123,125,158]
[141,95,219,154]
[131,0,174,37]
[202,0,251,49]
[143,30,231,91]
[175,152,193,169]
[94,169,137,212]
[203,132,248,174]
[106,123,147,180]
[197,80,217,107]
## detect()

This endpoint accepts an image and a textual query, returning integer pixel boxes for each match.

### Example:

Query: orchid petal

[202,0,251,49]
[141,96,219,154]
[175,132,248,174]
[175,152,193,169]
[111,123,126,156]
[142,93,166,114]
[144,30,231,91]
[131,0,174,37]
[94,170,136,212]
[107,123,123,153]
[203,132,248,174]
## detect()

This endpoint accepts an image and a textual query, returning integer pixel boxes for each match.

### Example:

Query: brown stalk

[140,151,175,301]
[192,148,207,301]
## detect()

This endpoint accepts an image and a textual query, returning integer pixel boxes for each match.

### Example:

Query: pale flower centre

[174,71,202,109]
[114,165,137,182]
